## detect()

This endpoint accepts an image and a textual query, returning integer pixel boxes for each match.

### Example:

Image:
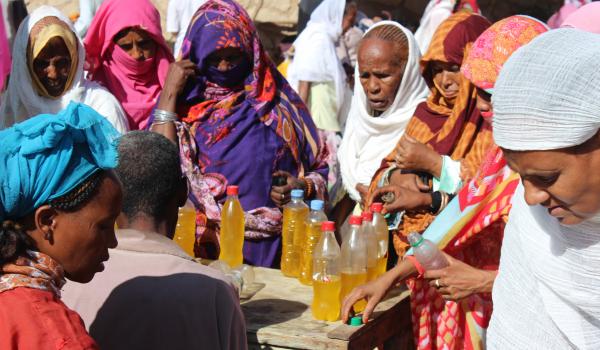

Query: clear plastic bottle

[361,211,379,282]
[281,189,309,277]
[371,203,389,278]
[312,221,342,321]
[340,215,368,312]
[173,204,197,257]
[407,232,449,270]
[299,200,328,285]
[219,186,245,268]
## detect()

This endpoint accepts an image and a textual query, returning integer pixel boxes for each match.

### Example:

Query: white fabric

[488,184,600,349]
[338,21,429,202]
[166,0,207,57]
[62,229,248,350]
[73,0,104,38]
[492,29,600,151]
[489,29,600,348]
[0,6,129,133]
[287,0,348,121]
[414,0,454,54]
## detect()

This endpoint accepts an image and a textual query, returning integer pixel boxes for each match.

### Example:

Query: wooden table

[241,267,414,350]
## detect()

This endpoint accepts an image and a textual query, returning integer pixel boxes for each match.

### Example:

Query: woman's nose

[523,179,551,206]
[217,59,231,72]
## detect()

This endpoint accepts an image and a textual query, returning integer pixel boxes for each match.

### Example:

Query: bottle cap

[310,200,324,211]
[362,211,373,222]
[349,215,363,226]
[321,221,335,232]
[291,189,304,199]
[371,203,383,213]
[407,232,424,248]
[349,316,363,326]
[226,186,239,196]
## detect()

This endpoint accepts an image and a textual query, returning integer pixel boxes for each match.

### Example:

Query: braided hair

[360,24,409,67]
[0,171,106,265]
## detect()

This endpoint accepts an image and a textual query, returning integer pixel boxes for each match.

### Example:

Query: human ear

[34,205,59,243]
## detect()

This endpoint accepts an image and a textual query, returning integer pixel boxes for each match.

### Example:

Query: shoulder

[0,288,97,350]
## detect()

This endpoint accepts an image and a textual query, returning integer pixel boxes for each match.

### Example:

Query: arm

[298,80,310,104]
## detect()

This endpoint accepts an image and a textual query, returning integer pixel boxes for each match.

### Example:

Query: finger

[271,185,292,194]
[403,134,418,143]
[424,269,444,280]
[362,298,378,323]
[273,170,292,178]
[341,292,361,323]
[415,177,430,191]
[441,252,456,265]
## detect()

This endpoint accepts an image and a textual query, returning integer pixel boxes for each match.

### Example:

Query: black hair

[116,131,182,220]
[0,170,106,266]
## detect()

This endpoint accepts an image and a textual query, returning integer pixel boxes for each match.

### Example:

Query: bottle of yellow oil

[280,189,308,277]
[173,204,197,257]
[361,211,380,282]
[340,215,368,313]
[312,221,342,321]
[371,203,389,277]
[299,200,327,285]
[219,186,245,268]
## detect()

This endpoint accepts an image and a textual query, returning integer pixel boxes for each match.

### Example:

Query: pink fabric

[547,4,579,28]
[0,5,11,91]
[84,0,173,130]
[562,2,600,34]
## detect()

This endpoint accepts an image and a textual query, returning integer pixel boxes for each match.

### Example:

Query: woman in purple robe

[150,0,328,267]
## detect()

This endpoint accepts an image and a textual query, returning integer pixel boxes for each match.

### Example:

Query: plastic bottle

[340,215,368,312]
[281,189,309,277]
[407,232,449,270]
[299,200,328,285]
[219,186,245,268]
[312,221,342,321]
[361,211,379,282]
[173,204,197,257]
[371,203,389,278]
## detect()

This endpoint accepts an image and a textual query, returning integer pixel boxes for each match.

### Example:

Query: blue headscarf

[0,102,120,221]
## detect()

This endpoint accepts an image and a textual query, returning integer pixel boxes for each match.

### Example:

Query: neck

[117,213,173,238]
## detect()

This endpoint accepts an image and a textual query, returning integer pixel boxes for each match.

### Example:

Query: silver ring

[281,193,285,200]
[435,279,441,288]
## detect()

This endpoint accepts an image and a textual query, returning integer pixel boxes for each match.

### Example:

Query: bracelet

[302,177,314,198]
[152,109,178,125]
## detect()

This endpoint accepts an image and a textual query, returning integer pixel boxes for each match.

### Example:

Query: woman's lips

[369,99,387,109]
[481,111,493,119]
[548,206,567,218]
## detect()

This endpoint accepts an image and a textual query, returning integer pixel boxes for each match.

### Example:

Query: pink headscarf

[84,0,173,130]
[547,0,591,28]
[562,2,600,34]
[0,5,11,91]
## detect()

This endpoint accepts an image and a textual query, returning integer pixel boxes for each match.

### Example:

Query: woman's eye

[119,43,133,51]
[531,174,559,186]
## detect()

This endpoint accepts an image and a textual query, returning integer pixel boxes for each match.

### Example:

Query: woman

[151,0,328,268]
[0,6,128,132]
[369,11,492,260]
[336,21,429,216]
[342,15,548,350]
[287,0,356,189]
[84,0,173,130]
[487,28,600,349]
[0,102,123,348]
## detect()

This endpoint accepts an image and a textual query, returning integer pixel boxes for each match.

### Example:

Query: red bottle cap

[362,211,373,222]
[349,215,363,226]
[371,203,383,213]
[321,221,335,232]
[226,186,239,196]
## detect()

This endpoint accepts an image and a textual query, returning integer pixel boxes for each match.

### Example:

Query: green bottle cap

[349,316,363,326]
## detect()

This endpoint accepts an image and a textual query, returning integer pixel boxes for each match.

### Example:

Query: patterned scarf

[0,250,66,297]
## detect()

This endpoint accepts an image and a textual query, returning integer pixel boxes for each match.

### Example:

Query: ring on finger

[281,193,285,200]
[435,279,441,288]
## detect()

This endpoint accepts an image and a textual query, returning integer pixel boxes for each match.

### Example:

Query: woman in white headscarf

[487,28,600,349]
[338,21,428,208]
[0,6,128,132]
[287,0,356,189]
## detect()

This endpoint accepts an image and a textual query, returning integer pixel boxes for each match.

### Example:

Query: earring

[44,232,51,240]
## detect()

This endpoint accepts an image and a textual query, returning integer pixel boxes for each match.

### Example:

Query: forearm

[151,89,179,144]
[385,258,418,286]
[298,81,310,104]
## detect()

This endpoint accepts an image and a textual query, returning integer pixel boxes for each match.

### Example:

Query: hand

[356,184,369,206]
[341,273,395,324]
[424,253,497,301]
[270,170,304,208]
[388,171,430,193]
[394,135,442,177]
[157,60,198,112]
[371,185,431,214]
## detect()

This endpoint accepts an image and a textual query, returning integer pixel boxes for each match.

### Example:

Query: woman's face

[33,37,72,97]
[114,28,157,60]
[205,47,246,71]
[503,133,600,225]
[357,38,407,114]
[430,61,462,102]
[476,87,493,123]
[39,172,122,283]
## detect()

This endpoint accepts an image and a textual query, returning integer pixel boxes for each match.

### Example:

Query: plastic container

[340,215,368,312]
[299,200,328,285]
[407,232,449,270]
[312,221,342,321]
[219,186,245,268]
[281,189,309,277]
[371,203,389,277]
[361,211,380,282]
[173,204,196,257]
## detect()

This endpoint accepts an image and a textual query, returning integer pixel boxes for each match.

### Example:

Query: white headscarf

[287,0,347,119]
[414,0,454,53]
[338,21,429,201]
[488,29,600,349]
[0,6,128,132]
